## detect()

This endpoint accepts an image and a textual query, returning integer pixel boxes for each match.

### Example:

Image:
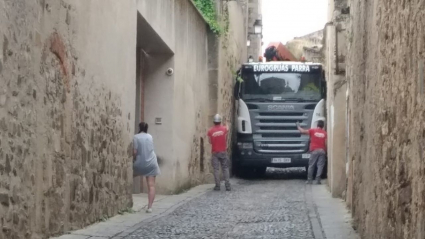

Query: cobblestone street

[54,169,358,239]
[124,169,328,239]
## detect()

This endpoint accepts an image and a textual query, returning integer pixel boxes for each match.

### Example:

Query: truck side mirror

[234,81,240,100]
[321,72,327,99]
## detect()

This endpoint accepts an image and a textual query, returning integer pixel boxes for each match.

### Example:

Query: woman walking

[133,122,160,213]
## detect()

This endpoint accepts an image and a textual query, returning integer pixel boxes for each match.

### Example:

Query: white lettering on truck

[253,64,310,72]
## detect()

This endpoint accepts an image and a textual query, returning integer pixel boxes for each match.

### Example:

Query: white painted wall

[136,0,212,193]
[136,0,175,52]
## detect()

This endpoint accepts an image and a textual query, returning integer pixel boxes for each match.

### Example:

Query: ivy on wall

[192,0,222,34]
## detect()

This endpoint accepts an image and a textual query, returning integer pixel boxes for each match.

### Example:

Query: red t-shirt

[208,125,228,153]
[308,128,327,152]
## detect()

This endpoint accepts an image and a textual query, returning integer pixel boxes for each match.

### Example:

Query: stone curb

[51,184,215,239]
[311,182,360,239]
[305,183,326,239]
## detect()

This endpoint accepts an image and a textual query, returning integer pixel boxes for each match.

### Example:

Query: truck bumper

[234,148,310,168]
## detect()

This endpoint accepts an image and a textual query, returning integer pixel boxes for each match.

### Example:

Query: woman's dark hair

[139,122,148,133]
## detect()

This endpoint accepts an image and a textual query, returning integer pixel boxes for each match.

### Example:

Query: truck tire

[231,157,247,178]
[255,167,267,177]
[232,159,241,176]
[238,167,257,179]
[233,165,243,178]
[231,146,240,177]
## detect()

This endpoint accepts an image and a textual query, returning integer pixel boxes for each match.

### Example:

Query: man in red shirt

[207,114,231,191]
[297,120,327,184]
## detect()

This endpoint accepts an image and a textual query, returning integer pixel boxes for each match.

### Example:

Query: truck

[232,43,327,176]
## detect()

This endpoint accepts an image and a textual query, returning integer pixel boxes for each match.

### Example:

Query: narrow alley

[54,170,358,239]
[129,174,319,238]
[1,0,425,238]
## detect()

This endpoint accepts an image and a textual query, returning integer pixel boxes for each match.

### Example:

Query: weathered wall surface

[0,0,136,238]
[287,30,323,62]
[183,0,247,189]
[348,0,425,238]
[136,0,247,193]
[134,0,209,194]
[324,0,349,199]
[219,1,248,158]
[136,0,175,53]
[171,0,211,192]
[247,0,262,60]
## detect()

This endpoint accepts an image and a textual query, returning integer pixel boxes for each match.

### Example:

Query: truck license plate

[272,158,291,163]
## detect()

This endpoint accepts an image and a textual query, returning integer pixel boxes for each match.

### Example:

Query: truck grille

[259,119,299,123]
[250,104,313,154]
[258,112,304,117]
[259,126,298,131]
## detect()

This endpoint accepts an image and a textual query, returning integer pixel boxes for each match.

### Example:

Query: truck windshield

[242,72,322,101]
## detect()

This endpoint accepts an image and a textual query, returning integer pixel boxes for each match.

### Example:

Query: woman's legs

[146,176,156,209]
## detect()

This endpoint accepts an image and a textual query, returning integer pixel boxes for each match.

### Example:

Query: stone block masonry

[0,0,137,238]
[347,0,425,238]
[0,0,248,237]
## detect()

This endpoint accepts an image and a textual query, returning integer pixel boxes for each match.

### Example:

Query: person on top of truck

[296,120,327,184]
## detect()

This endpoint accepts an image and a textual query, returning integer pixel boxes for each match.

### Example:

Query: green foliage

[236,76,243,83]
[303,83,319,92]
[193,0,222,35]
[118,207,135,215]
[100,215,109,222]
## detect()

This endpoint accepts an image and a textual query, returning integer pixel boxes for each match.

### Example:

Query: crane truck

[232,42,327,176]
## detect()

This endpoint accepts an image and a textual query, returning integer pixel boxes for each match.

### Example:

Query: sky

[261,0,328,52]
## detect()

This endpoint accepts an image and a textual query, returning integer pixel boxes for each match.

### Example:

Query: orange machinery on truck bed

[263,42,297,62]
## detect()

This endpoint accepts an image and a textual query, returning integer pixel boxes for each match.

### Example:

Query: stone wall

[323,0,349,199]
[219,1,248,158]
[247,0,262,60]
[0,0,136,238]
[286,30,323,62]
[170,0,212,192]
[185,0,247,188]
[348,0,425,238]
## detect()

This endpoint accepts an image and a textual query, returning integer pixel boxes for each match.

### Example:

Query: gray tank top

[133,133,160,176]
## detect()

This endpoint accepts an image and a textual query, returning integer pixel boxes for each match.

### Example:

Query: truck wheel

[239,167,256,179]
[232,162,242,177]
[232,161,248,178]
[255,167,267,177]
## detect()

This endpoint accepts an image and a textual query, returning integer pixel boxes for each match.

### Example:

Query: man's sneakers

[213,185,232,191]
[306,180,321,185]
[146,208,152,213]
